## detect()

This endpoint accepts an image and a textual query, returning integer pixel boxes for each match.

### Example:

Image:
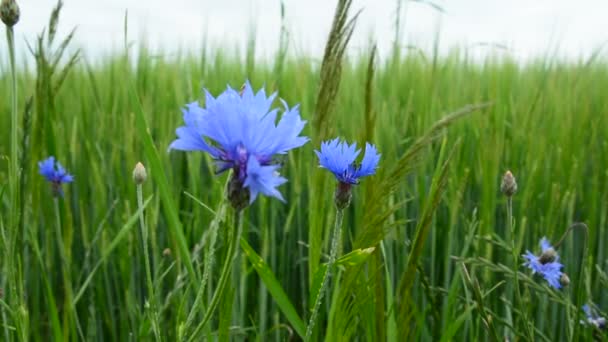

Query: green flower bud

[500,170,517,197]
[133,162,147,184]
[0,0,20,27]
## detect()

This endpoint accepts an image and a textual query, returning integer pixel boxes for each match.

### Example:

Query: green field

[1,1,608,341]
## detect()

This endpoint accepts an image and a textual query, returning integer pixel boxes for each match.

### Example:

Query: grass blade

[240,238,306,338]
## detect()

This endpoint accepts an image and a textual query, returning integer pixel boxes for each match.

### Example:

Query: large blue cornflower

[169,81,308,207]
[39,156,74,197]
[315,138,380,209]
[523,237,564,289]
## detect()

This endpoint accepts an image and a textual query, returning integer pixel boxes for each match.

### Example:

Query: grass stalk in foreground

[4,17,25,341]
[134,162,161,341]
[181,193,228,338]
[306,208,344,341]
[507,192,534,340]
[188,209,244,342]
[53,197,79,339]
[501,170,534,339]
[6,18,18,232]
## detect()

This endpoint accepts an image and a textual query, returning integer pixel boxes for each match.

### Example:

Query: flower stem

[182,197,227,336]
[553,222,589,340]
[188,209,243,342]
[507,197,533,340]
[137,184,161,341]
[53,197,76,338]
[5,22,25,340]
[6,24,19,234]
[305,208,344,341]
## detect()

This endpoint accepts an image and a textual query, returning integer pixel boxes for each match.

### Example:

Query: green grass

[2,5,608,341]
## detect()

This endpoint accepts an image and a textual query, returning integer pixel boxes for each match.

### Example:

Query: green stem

[6,25,19,234]
[137,184,161,341]
[553,222,588,341]
[5,23,25,341]
[507,197,533,340]
[305,209,344,341]
[182,198,227,336]
[188,209,243,342]
[53,197,75,338]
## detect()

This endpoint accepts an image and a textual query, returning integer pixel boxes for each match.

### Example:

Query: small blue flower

[523,237,564,289]
[315,138,380,184]
[39,156,73,196]
[583,304,607,330]
[169,81,308,204]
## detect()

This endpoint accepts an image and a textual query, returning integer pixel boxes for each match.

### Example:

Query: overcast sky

[6,0,608,63]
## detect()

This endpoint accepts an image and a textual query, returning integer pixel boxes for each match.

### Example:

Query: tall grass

[1,3,608,341]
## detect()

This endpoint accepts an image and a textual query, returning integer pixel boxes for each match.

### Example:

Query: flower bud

[334,182,353,210]
[133,162,147,184]
[500,170,517,197]
[560,273,570,287]
[538,247,557,264]
[0,0,20,27]
[163,248,172,257]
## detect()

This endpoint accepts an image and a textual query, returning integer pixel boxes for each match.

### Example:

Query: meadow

[1,0,608,341]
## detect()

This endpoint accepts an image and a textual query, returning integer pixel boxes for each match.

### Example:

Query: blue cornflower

[169,81,308,207]
[315,138,380,184]
[315,138,380,209]
[523,237,564,289]
[39,156,74,197]
[583,304,607,330]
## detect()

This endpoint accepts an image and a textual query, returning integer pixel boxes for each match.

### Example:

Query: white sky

[5,0,608,63]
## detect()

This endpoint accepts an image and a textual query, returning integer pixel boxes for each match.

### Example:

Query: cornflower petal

[243,157,287,203]
[522,237,564,289]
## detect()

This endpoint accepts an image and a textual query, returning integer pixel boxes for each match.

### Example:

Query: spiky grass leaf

[354,103,491,249]
[396,137,458,339]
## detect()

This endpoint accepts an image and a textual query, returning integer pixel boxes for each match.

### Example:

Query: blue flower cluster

[168,81,382,209]
[523,237,564,289]
[583,304,607,330]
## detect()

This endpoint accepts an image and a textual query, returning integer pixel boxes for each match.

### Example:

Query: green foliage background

[1,3,608,341]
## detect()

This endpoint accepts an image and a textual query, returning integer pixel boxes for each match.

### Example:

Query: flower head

[583,304,607,330]
[133,162,147,184]
[523,237,564,289]
[0,0,20,27]
[169,81,308,207]
[315,138,380,209]
[39,156,73,196]
[500,170,517,197]
[315,138,380,185]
